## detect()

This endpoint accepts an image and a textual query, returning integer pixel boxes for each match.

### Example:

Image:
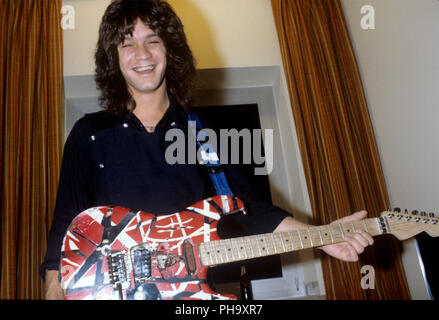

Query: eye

[147,37,161,44]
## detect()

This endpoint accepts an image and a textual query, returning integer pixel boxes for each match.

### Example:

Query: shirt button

[170,122,176,127]
[123,123,128,128]
[90,135,96,141]
[99,164,104,168]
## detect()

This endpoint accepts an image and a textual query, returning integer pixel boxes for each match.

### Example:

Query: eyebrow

[123,33,159,41]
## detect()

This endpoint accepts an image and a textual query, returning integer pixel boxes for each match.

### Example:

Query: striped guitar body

[60,195,244,300]
[60,193,439,300]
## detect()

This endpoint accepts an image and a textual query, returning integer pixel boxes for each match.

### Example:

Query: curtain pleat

[0,0,63,299]
[271,0,410,299]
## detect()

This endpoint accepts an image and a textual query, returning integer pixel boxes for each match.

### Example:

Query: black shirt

[40,99,290,279]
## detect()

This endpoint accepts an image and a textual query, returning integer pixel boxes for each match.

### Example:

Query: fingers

[359,230,374,246]
[337,210,368,223]
[344,235,365,254]
[344,230,374,255]
[352,210,368,220]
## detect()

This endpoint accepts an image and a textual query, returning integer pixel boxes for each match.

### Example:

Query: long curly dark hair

[95,0,197,114]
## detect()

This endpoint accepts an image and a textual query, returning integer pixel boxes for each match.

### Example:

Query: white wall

[341,0,439,299]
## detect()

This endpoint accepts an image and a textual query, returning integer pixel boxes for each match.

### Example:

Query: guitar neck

[198,217,387,267]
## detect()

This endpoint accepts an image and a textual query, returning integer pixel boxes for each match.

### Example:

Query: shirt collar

[123,96,187,133]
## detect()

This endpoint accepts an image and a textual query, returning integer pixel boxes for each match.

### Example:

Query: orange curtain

[0,0,63,299]
[271,0,410,299]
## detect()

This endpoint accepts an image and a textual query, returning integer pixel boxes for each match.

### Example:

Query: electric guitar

[60,195,438,300]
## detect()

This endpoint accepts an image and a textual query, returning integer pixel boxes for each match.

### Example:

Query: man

[42,0,373,299]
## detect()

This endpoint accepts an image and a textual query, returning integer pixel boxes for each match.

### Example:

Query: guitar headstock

[380,208,439,240]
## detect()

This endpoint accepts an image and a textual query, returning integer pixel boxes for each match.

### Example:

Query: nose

[135,44,152,60]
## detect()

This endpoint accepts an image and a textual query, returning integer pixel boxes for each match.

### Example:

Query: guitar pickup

[183,240,197,276]
[130,244,152,283]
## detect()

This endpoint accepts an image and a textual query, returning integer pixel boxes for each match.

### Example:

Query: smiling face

[117,20,167,100]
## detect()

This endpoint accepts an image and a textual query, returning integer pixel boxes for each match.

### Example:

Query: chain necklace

[144,125,156,133]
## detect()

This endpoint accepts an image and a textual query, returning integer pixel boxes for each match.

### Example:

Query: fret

[299,229,313,248]
[246,237,255,258]
[200,244,208,266]
[263,235,270,255]
[239,237,248,259]
[297,230,304,248]
[273,233,283,253]
[290,230,300,249]
[344,222,354,235]
[317,225,331,245]
[287,231,294,251]
[329,224,342,242]
[222,241,228,262]
[239,238,246,260]
[317,227,324,246]
[328,224,334,243]
[367,218,382,236]
[220,240,226,262]
[282,232,291,251]
[211,242,216,265]
[246,236,257,258]
[210,242,218,265]
[216,241,224,263]
[206,244,212,266]
[363,220,369,233]
[260,235,269,255]
[278,233,287,252]
[307,228,314,247]
[271,233,277,253]
[241,238,248,260]
[351,222,356,232]
[204,242,210,265]
[223,240,230,262]
[255,235,262,256]
[339,223,345,239]
[356,220,364,232]
[307,227,320,247]
[228,239,235,261]
[338,222,354,238]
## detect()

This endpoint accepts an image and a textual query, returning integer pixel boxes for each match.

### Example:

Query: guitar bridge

[108,251,131,289]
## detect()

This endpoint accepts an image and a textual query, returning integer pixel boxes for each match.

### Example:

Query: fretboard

[198,217,384,267]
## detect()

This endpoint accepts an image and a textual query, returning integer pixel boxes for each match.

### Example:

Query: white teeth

[134,66,154,72]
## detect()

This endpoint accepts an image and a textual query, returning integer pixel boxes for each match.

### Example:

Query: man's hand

[45,270,64,300]
[319,211,374,262]
[274,211,374,262]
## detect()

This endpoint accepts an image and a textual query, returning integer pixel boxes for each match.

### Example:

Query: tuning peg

[393,207,401,213]
[420,211,427,216]
[429,212,435,218]
[411,210,419,215]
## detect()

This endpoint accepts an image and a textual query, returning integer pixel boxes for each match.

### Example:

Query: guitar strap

[183,112,234,197]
